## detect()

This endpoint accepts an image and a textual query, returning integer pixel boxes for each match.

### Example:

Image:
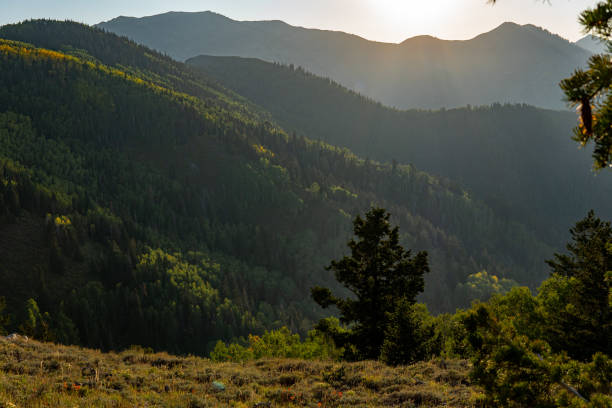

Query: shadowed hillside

[188,55,612,248]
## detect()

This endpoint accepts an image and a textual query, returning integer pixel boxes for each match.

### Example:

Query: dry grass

[0,336,483,407]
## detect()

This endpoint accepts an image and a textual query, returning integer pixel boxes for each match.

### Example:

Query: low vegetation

[0,336,479,407]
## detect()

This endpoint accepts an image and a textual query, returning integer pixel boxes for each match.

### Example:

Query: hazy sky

[1,0,601,43]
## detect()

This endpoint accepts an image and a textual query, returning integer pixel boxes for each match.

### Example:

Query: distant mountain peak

[399,35,440,45]
[483,21,530,36]
[399,22,570,46]
[470,21,578,50]
[575,34,607,54]
[100,10,231,26]
[496,21,522,29]
[100,15,135,24]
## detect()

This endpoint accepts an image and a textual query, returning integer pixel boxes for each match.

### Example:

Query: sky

[1,0,602,43]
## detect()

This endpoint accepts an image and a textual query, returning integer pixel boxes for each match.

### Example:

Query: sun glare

[374,0,413,16]
[366,0,459,39]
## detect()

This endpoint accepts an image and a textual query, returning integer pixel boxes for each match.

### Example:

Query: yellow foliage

[0,40,180,99]
[54,215,72,227]
[252,144,275,158]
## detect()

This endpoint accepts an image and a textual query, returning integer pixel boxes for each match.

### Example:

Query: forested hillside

[0,21,557,354]
[97,12,590,110]
[188,55,612,247]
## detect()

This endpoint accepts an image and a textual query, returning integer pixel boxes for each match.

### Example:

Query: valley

[0,5,610,406]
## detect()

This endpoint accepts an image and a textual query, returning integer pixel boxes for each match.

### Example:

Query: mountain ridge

[96,12,591,110]
[187,53,612,249]
[575,34,608,54]
[98,14,573,47]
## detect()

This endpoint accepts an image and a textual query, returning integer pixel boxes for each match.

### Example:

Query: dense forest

[188,55,612,248]
[0,21,562,355]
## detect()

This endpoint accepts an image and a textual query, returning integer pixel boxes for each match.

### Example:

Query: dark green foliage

[0,297,9,336]
[312,208,430,360]
[380,302,440,366]
[0,19,255,118]
[464,299,612,407]
[188,55,612,250]
[61,250,258,354]
[51,307,79,345]
[464,304,557,408]
[48,237,65,275]
[543,211,611,360]
[18,299,53,341]
[461,213,612,406]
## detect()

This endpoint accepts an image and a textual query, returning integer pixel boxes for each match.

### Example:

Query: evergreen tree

[543,210,611,360]
[19,299,53,341]
[0,297,10,336]
[311,207,429,360]
[558,1,612,169]
[380,301,439,366]
[464,292,612,407]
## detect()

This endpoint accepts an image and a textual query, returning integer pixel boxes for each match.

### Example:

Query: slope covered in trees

[187,55,612,247]
[0,21,555,354]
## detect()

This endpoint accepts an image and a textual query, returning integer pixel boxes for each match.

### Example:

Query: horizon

[1,0,601,43]
[98,11,581,45]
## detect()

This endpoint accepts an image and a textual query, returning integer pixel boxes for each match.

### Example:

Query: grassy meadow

[0,336,482,407]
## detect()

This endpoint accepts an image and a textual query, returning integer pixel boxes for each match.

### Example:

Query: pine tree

[544,210,611,360]
[0,297,10,336]
[380,300,438,366]
[311,207,429,360]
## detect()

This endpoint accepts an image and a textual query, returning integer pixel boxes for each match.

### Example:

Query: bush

[210,326,339,362]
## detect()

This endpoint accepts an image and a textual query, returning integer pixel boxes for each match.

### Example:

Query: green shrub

[210,326,339,362]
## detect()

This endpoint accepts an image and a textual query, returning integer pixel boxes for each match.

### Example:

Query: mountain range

[98,11,593,110]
